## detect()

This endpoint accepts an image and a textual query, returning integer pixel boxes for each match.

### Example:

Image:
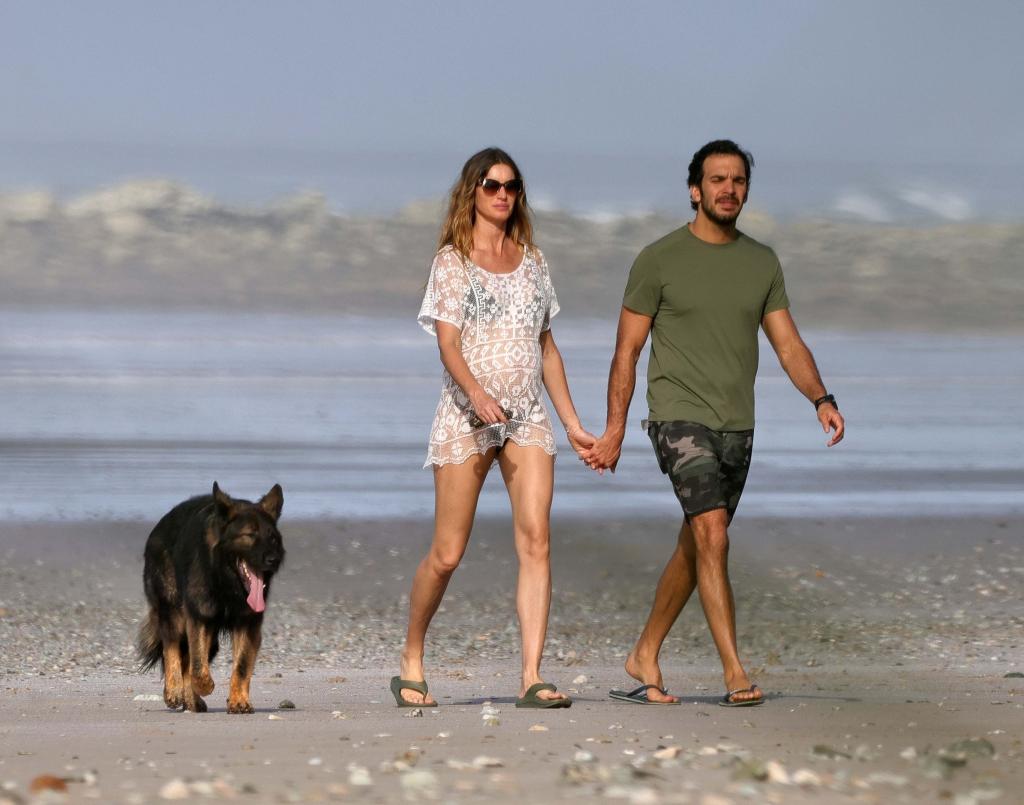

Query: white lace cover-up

[418,245,561,468]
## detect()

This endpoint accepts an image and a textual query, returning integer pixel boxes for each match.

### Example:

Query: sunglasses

[469,408,515,428]
[478,178,523,195]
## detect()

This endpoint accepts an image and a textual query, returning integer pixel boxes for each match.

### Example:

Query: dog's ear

[213,482,235,519]
[259,484,283,522]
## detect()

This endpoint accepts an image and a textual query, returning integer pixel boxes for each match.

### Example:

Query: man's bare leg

[689,508,762,703]
[623,520,698,703]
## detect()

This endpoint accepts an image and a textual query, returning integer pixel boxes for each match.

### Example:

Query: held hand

[468,389,508,425]
[579,430,624,475]
[818,404,845,447]
[566,425,597,457]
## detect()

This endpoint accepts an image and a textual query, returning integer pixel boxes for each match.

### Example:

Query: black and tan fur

[137,483,285,713]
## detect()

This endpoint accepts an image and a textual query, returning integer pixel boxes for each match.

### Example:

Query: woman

[391,147,594,709]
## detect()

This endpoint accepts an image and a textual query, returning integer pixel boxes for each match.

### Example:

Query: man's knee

[689,511,730,555]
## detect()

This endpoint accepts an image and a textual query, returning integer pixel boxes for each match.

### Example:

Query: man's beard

[701,194,742,225]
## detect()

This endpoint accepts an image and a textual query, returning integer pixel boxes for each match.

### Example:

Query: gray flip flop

[719,684,764,707]
[609,684,681,705]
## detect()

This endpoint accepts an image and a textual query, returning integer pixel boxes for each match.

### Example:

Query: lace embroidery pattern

[418,245,560,468]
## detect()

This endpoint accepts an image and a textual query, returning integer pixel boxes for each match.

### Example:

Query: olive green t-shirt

[623,225,789,431]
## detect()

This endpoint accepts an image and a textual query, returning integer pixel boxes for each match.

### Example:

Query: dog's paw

[185,696,208,713]
[192,673,215,696]
[227,698,255,714]
[164,682,185,710]
[164,693,185,710]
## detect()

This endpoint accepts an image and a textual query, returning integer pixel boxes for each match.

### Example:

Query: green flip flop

[389,676,438,708]
[515,682,572,709]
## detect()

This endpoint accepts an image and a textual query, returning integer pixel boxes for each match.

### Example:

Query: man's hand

[580,429,625,475]
[818,404,845,447]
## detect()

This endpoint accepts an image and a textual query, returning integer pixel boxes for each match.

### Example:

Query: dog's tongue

[246,567,266,613]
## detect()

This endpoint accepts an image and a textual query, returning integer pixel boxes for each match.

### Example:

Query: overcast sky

[2,0,1021,163]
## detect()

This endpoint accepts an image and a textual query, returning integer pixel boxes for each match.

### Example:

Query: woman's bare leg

[497,443,566,702]
[398,449,494,704]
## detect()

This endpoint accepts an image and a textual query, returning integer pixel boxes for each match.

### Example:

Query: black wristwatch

[813,393,837,411]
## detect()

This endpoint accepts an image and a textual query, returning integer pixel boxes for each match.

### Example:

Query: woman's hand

[468,388,508,425]
[579,428,624,475]
[566,424,597,457]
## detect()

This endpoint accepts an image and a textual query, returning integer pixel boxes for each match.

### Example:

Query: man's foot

[395,653,436,706]
[720,684,764,707]
[721,671,763,705]
[624,649,680,704]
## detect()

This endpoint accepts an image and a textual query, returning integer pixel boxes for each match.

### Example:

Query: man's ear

[259,484,283,522]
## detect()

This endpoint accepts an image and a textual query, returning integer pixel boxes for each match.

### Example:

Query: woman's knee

[428,546,464,577]
[516,524,551,563]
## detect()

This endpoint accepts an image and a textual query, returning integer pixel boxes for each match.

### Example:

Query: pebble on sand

[791,768,823,786]
[812,744,852,760]
[944,738,996,759]
[29,776,66,794]
[399,770,440,800]
[157,778,190,800]
[764,760,790,784]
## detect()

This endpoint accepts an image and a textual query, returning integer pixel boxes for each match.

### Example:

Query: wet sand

[1,515,1021,803]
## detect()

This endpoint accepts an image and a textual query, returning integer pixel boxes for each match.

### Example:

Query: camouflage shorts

[646,420,754,522]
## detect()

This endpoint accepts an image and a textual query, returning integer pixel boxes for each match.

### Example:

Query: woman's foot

[395,653,436,706]
[624,649,680,704]
[519,676,568,704]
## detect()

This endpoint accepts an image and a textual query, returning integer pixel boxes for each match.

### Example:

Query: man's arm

[581,307,653,472]
[762,308,845,447]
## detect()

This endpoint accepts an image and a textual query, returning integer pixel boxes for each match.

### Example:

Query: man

[582,140,845,706]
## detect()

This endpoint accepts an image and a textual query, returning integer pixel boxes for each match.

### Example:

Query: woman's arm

[436,321,507,424]
[540,329,595,451]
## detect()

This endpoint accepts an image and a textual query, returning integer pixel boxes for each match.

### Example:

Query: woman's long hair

[437,147,535,259]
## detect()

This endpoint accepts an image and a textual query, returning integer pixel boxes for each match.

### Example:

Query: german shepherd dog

[137,483,285,713]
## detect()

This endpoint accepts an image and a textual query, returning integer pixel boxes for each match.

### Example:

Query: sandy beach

[0,514,1021,803]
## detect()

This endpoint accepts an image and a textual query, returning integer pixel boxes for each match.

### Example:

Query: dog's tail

[136,610,163,673]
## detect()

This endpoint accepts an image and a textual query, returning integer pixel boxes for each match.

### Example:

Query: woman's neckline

[467,245,527,276]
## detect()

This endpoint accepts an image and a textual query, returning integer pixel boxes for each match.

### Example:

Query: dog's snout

[263,550,282,569]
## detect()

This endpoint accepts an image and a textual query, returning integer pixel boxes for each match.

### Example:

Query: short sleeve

[537,249,560,332]
[417,248,472,335]
[621,246,661,316]
[763,258,790,316]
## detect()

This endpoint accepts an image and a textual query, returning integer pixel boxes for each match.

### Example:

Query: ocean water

[1,311,1022,522]
[2,142,1019,224]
